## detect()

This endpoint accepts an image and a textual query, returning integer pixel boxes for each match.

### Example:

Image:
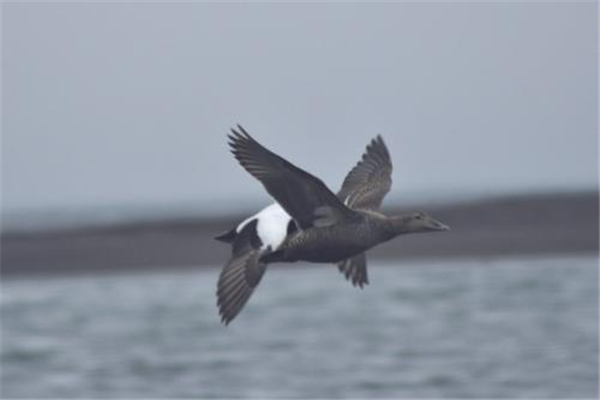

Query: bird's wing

[217,250,266,325]
[216,219,267,325]
[337,253,368,288]
[229,125,358,230]
[337,135,392,210]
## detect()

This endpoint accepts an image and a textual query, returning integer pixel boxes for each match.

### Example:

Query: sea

[2,256,598,398]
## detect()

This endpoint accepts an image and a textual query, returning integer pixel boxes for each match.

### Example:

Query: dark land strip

[2,192,598,278]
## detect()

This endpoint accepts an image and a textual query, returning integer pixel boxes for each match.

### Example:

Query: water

[2,256,598,398]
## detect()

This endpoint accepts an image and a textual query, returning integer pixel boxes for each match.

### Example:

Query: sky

[2,2,598,220]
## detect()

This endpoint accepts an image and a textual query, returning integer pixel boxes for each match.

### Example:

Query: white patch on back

[236,203,292,250]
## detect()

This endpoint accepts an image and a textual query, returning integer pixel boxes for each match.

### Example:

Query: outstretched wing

[216,219,267,325]
[337,253,368,288]
[228,126,358,230]
[338,135,392,210]
[217,250,266,325]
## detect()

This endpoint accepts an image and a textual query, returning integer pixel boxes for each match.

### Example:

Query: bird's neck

[388,215,414,236]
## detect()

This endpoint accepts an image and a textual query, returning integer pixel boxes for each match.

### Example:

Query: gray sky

[3,2,598,218]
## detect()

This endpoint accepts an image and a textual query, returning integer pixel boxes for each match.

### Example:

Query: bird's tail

[214,227,237,243]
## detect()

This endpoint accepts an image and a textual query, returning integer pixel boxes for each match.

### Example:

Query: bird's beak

[432,220,450,231]
[438,223,450,231]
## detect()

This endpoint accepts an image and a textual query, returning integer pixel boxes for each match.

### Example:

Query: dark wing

[229,125,357,230]
[337,135,392,210]
[337,253,368,288]
[216,219,267,325]
[217,250,266,325]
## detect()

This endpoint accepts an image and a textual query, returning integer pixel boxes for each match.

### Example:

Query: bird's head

[390,212,450,236]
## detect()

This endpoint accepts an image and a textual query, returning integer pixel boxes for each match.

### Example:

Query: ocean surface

[2,256,598,398]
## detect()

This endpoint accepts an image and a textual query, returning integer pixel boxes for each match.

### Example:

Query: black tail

[214,227,237,243]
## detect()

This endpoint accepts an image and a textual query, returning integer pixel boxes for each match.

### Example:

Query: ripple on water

[2,256,598,398]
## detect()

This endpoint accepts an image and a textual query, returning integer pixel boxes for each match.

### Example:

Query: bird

[215,125,449,324]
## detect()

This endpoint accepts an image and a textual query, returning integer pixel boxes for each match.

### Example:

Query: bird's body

[215,125,449,324]
[267,210,391,263]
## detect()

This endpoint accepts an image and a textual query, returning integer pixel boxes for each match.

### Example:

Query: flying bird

[215,125,449,324]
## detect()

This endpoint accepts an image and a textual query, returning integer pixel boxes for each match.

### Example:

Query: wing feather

[228,126,357,230]
[217,250,267,325]
[216,215,267,325]
[337,253,369,288]
[338,135,392,210]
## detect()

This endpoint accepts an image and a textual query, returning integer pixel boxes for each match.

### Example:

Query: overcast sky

[3,2,598,218]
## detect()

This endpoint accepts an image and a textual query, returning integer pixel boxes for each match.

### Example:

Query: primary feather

[228,126,357,230]
[337,135,392,210]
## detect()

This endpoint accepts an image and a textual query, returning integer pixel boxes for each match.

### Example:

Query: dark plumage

[216,125,449,324]
[216,219,267,323]
[337,253,368,288]
[338,135,392,210]
[228,126,355,230]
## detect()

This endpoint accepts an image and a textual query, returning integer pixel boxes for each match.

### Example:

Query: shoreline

[2,191,598,278]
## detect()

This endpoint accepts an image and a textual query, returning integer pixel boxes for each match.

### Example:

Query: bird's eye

[415,214,422,220]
